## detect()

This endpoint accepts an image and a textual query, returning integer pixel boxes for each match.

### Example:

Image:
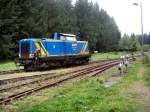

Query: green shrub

[142,55,150,65]
[113,52,118,55]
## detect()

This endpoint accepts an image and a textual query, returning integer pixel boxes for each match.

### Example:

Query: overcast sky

[73,0,150,35]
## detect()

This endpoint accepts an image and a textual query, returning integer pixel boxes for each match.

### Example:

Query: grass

[1,60,149,112]
[142,52,150,85]
[90,52,128,61]
[0,61,18,71]
[143,64,150,86]
[31,61,140,112]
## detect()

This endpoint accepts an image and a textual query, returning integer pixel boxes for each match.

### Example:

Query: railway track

[0,60,120,105]
[0,59,118,86]
[0,59,118,76]
[0,60,117,92]
[0,54,140,76]
[0,69,24,75]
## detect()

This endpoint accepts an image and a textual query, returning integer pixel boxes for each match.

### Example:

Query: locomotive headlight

[19,53,21,58]
[30,54,34,58]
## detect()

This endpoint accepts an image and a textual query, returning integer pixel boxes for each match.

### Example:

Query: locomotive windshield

[65,36,76,41]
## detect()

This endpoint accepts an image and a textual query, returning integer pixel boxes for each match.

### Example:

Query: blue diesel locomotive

[19,33,90,70]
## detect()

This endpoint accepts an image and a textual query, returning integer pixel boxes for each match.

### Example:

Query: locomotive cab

[19,39,30,59]
[19,38,42,59]
[50,33,77,42]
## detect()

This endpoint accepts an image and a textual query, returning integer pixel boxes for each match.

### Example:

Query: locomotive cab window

[65,36,77,41]
[60,36,65,41]
[50,33,77,41]
[50,33,61,40]
[20,40,30,58]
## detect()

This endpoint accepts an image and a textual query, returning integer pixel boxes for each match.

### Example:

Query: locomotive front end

[19,39,35,68]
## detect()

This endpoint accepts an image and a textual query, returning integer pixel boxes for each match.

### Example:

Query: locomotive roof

[20,38,46,41]
[20,33,76,41]
[59,33,76,37]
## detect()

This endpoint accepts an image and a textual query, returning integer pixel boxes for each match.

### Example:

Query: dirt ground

[129,82,150,112]
[103,65,150,112]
